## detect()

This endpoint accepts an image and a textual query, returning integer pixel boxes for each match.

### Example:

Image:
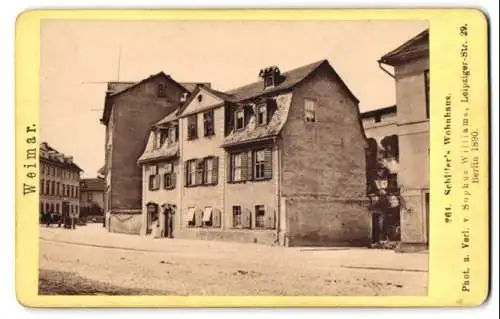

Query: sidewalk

[40,223,428,272]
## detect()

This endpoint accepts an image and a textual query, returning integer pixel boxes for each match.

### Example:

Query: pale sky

[40,20,427,177]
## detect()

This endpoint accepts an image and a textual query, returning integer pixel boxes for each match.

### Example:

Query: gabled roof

[80,178,105,192]
[100,72,207,125]
[379,29,429,66]
[224,59,358,103]
[176,84,232,118]
[361,105,397,119]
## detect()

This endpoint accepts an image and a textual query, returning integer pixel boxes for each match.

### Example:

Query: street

[39,224,428,296]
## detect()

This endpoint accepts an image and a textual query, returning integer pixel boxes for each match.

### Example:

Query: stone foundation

[175,228,279,246]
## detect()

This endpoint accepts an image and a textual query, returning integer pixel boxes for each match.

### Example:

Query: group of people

[40,211,76,229]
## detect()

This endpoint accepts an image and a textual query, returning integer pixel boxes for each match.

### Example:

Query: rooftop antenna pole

[117,41,122,81]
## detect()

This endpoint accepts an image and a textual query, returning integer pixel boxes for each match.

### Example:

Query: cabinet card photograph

[15,9,489,307]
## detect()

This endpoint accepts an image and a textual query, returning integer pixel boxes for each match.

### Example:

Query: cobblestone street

[39,224,428,296]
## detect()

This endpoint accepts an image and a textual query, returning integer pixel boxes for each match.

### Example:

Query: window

[168,126,176,144]
[158,83,166,97]
[197,94,203,102]
[255,205,265,228]
[196,161,204,185]
[230,153,244,182]
[45,181,50,196]
[187,207,196,227]
[88,192,93,202]
[264,75,274,88]
[257,104,267,125]
[203,110,214,136]
[203,207,213,227]
[233,206,242,228]
[148,165,160,191]
[204,157,214,184]
[41,179,45,195]
[164,163,175,189]
[51,181,55,195]
[187,114,198,140]
[76,187,79,198]
[424,70,430,119]
[235,109,245,130]
[56,182,60,196]
[304,99,316,123]
[154,131,162,149]
[186,160,197,186]
[254,150,266,179]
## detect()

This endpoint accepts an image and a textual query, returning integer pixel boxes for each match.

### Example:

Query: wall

[178,92,226,233]
[394,54,429,245]
[140,159,179,236]
[40,160,81,219]
[107,76,186,233]
[281,65,370,245]
[224,144,279,236]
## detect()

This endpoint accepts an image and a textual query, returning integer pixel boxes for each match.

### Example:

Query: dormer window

[257,103,267,125]
[259,66,281,89]
[264,75,274,88]
[168,126,176,144]
[158,83,166,98]
[154,130,163,149]
[235,109,245,131]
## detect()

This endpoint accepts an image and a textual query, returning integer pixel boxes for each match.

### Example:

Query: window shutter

[241,152,248,181]
[247,151,254,181]
[227,153,233,183]
[212,209,221,227]
[184,161,189,186]
[265,209,276,229]
[195,209,203,227]
[212,156,219,185]
[171,172,176,188]
[264,148,273,179]
[242,208,251,228]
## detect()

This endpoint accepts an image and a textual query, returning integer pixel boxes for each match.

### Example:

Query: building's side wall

[108,77,185,234]
[281,66,370,246]
[223,143,280,245]
[394,55,429,246]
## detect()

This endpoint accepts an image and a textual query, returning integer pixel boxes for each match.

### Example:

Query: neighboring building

[99,72,209,234]
[137,110,180,237]
[39,142,83,223]
[377,29,430,249]
[79,178,105,219]
[138,59,370,247]
[361,106,400,243]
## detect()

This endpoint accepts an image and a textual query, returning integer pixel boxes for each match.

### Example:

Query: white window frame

[235,109,245,131]
[304,99,316,123]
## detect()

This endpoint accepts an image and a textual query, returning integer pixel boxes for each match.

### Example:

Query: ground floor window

[255,205,265,228]
[232,206,242,228]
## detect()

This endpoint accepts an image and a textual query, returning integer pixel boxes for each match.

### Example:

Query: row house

[39,142,82,221]
[99,72,209,234]
[79,178,105,220]
[138,59,371,247]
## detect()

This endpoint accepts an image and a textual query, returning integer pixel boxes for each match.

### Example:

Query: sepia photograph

[38,19,430,296]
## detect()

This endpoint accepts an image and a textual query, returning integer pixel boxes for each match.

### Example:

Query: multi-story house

[377,29,429,250]
[137,110,180,237]
[79,177,105,220]
[39,142,82,224]
[139,59,371,247]
[100,72,208,234]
